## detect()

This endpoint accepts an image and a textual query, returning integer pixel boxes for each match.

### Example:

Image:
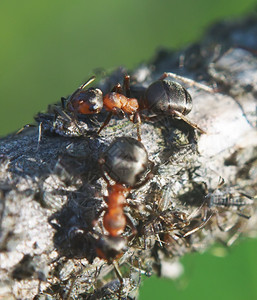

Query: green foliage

[0,0,256,136]
[140,239,257,300]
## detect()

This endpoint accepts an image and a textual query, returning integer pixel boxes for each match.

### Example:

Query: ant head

[144,80,192,116]
[99,137,150,187]
[67,76,103,114]
[69,87,103,114]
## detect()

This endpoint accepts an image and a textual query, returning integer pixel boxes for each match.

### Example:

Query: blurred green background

[1,0,257,299]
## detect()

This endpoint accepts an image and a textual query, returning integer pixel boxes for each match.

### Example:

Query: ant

[98,72,210,138]
[93,137,154,294]
[64,72,212,140]
[63,75,141,138]
[94,137,154,261]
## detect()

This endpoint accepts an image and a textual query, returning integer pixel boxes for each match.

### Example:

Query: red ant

[64,73,213,140]
[97,75,141,139]
[94,137,154,262]
[63,75,141,138]
[101,72,212,137]
[92,137,154,297]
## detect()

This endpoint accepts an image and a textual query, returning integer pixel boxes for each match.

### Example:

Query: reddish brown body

[103,184,129,237]
[103,93,139,115]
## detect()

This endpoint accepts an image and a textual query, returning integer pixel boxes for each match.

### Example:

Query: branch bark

[1,15,257,299]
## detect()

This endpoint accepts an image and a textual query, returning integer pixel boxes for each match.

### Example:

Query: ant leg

[140,114,161,123]
[183,213,212,237]
[98,107,125,135]
[16,124,36,135]
[236,211,251,219]
[61,97,66,109]
[160,72,215,93]
[111,83,123,94]
[133,160,155,189]
[97,112,113,134]
[125,214,137,240]
[123,75,131,97]
[112,260,124,299]
[173,110,206,134]
[133,112,142,141]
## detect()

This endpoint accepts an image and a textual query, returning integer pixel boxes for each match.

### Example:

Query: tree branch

[1,15,257,299]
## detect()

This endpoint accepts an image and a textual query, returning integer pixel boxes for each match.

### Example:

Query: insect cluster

[44,72,254,299]
[60,72,208,140]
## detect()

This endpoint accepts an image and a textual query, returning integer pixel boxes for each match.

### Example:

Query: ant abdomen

[144,80,192,116]
[103,184,127,237]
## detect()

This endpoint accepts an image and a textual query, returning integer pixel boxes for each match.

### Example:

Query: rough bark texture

[1,15,257,299]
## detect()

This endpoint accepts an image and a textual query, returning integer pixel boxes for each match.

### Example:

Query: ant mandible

[94,137,154,262]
